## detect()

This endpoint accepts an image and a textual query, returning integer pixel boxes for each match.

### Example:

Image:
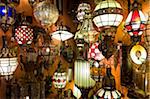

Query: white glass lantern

[76,3,91,22]
[130,44,147,65]
[0,36,18,76]
[0,3,16,32]
[125,1,146,36]
[74,59,95,88]
[93,0,123,28]
[51,25,73,41]
[33,1,59,27]
[52,72,67,89]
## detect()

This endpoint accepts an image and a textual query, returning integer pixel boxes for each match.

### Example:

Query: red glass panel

[131,10,140,22]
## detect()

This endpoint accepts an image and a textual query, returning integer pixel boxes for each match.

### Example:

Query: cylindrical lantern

[0,3,16,32]
[33,1,59,27]
[52,72,67,89]
[74,59,95,88]
[125,1,146,36]
[129,44,147,65]
[0,36,18,76]
[93,0,123,28]
[15,19,33,45]
[76,3,91,22]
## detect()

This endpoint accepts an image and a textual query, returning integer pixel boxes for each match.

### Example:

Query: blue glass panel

[0,6,6,16]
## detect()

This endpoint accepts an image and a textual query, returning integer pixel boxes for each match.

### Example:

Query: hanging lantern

[88,42,105,61]
[33,1,59,27]
[93,0,123,28]
[144,12,150,48]
[0,36,18,76]
[125,1,146,36]
[51,25,73,41]
[94,68,121,99]
[79,13,99,43]
[15,17,33,45]
[129,44,147,65]
[0,3,16,32]
[74,59,95,88]
[76,3,91,22]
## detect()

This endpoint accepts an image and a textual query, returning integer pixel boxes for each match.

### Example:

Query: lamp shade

[0,36,18,76]
[51,25,73,41]
[15,19,33,45]
[74,60,95,88]
[93,0,123,28]
[125,2,146,36]
[129,44,147,65]
[52,72,67,89]
[33,1,59,27]
[76,3,91,22]
[0,3,16,32]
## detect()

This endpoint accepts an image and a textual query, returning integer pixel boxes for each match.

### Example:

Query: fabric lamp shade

[33,1,59,27]
[0,3,16,32]
[129,44,147,65]
[76,3,91,22]
[125,1,146,36]
[52,72,67,89]
[74,60,95,88]
[93,0,123,28]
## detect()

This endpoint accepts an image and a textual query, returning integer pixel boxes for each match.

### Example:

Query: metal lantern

[33,1,59,27]
[74,59,95,88]
[51,25,73,41]
[15,19,33,45]
[129,44,147,65]
[0,3,16,32]
[79,13,99,43]
[76,3,91,22]
[93,0,123,28]
[0,36,18,76]
[88,42,105,61]
[125,1,146,36]
[52,72,67,89]
[94,68,121,99]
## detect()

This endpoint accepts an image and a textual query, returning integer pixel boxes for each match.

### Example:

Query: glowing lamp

[130,44,147,65]
[52,72,67,89]
[0,3,16,32]
[125,1,146,36]
[74,60,95,88]
[93,0,123,28]
[0,36,18,76]
[76,3,91,22]
[95,68,121,99]
[33,1,59,27]
[15,19,33,45]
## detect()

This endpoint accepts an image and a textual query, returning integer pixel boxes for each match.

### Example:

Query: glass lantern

[76,3,91,22]
[15,17,33,45]
[125,1,146,36]
[0,2,16,32]
[33,1,59,27]
[93,0,123,28]
[0,36,18,76]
